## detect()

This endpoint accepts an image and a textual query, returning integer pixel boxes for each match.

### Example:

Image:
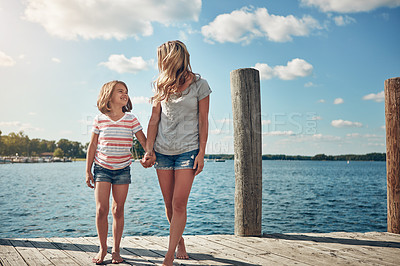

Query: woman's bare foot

[176,237,189,260]
[92,249,107,264]
[162,254,174,266]
[111,251,123,264]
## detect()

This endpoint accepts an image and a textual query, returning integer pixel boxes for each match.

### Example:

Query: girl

[86,80,154,264]
[144,40,211,266]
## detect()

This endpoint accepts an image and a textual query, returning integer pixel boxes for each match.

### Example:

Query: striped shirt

[92,113,143,170]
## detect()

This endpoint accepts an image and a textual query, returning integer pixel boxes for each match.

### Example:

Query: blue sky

[1,0,399,155]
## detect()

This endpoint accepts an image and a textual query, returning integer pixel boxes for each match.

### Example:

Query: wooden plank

[26,237,80,265]
[0,238,28,266]
[63,237,100,261]
[214,234,355,266]
[8,238,53,266]
[47,237,93,266]
[143,235,220,265]
[188,235,303,265]
[279,233,397,265]
[123,236,167,265]
[323,232,400,264]
[106,236,157,266]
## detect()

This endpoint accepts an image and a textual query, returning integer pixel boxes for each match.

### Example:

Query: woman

[144,40,211,266]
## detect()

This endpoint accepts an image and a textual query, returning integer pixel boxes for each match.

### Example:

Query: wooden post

[230,68,262,236]
[385,77,400,234]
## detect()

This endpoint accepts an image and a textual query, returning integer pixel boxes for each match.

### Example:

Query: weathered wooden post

[385,77,400,234]
[230,68,262,236]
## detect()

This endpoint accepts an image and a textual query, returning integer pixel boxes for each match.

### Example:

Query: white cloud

[254,58,313,80]
[262,120,272,125]
[0,121,43,132]
[346,133,361,138]
[23,0,201,40]
[331,119,362,128]
[311,116,322,120]
[311,133,341,141]
[201,7,320,44]
[300,0,400,13]
[334,98,344,104]
[362,91,384,102]
[99,55,153,74]
[317,99,325,103]
[131,96,150,104]
[333,15,356,26]
[304,81,316,87]
[0,51,16,67]
[263,130,295,136]
[51,57,61,63]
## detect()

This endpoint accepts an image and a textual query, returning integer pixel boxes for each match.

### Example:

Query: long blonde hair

[151,40,195,103]
[97,80,132,114]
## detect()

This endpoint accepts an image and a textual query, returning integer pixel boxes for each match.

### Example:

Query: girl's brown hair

[97,80,132,114]
[151,40,196,103]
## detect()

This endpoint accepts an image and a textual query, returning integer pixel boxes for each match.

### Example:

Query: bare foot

[162,255,174,266]
[176,237,189,260]
[92,249,107,264]
[111,252,123,264]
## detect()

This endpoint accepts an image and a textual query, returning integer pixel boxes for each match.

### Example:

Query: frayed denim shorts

[154,149,199,170]
[93,164,131,185]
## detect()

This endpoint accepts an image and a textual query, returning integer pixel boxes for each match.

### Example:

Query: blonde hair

[97,80,132,114]
[152,40,196,103]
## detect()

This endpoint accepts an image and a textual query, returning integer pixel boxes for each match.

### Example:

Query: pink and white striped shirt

[92,113,143,170]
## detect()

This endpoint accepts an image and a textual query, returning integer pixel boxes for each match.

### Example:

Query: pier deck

[1,232,399,265]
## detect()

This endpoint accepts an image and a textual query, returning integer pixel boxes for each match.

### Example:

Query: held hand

[140,152,156,168]
[86,172,95,189]
[193,154,204,176]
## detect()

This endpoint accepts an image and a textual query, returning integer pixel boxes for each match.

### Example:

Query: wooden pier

[1,232,399,265]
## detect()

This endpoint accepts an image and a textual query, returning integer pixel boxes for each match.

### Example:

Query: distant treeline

[205,153,386,161]
[1,131,385,161]
[0,131,145,159]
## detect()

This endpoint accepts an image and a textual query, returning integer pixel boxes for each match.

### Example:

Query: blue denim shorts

[154,149,199,170]
[93,164,131,184]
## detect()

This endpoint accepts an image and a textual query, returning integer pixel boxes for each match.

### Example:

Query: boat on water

[214,159,225,162]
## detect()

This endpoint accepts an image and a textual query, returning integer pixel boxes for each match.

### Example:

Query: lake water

[0,160,387,238]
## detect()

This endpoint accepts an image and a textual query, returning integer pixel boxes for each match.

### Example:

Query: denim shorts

[93,164,131,184]
[154,149,199,170]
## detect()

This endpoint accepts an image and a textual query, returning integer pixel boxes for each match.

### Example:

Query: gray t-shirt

[154,77,212,155]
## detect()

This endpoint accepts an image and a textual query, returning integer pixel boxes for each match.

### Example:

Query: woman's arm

[194,95,210,175]
[145,101,161,155]
[86,132,99,189]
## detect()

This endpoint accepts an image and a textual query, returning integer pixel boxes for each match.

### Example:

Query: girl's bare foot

[92,249,107,264]
[111,251,123,264]
[176,237,189,260]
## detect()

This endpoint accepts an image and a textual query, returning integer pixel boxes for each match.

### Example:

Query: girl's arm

[135,130,155,168]
[86,132,99,189]
[145,101,161,155]
[194,95,210,175]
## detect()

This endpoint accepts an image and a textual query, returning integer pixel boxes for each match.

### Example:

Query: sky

[0,0,399,156]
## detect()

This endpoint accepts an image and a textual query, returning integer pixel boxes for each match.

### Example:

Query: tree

[53,148,64,158]
[131,137,145,159]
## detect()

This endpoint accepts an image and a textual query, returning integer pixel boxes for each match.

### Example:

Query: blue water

[0,160,387,238]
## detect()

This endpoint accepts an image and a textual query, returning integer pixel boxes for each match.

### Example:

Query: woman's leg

[163,169,195,266]
[157,169,189,260]
[156,169,175,221]
[111,184,129,263]
[93,182,111,264]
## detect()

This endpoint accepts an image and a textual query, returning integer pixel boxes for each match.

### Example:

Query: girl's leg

[111,184,129,263]
[93,182,111,264]
[163,169,195,266]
